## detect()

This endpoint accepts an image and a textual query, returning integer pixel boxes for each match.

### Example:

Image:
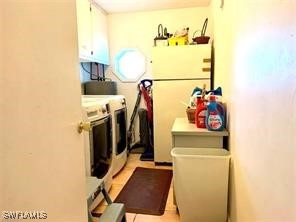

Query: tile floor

[92,154,180,222]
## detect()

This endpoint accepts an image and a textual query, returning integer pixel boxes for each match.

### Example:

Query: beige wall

[212,0,296,221]
[0,0,3,214]
[106,7,212,142]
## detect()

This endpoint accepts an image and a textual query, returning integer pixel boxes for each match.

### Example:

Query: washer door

[90,115,112,179]
[115,108,127,155]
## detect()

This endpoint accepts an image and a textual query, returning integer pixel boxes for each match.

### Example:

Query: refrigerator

[152,45,212,163]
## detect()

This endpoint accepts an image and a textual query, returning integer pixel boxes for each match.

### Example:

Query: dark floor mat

[114,167,173,215]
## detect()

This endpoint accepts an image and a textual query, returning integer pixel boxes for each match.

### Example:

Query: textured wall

[212,0,296,221]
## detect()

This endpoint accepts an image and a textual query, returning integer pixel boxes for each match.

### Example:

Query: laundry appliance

[82,95,127,176]
[152,44,212,163]
[81,99,113,210]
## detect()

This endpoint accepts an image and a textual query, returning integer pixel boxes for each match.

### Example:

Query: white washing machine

[82,95,127,176]
[81,99,113,210]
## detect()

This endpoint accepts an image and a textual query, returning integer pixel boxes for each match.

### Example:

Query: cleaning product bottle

[195,97,207,128]
[206,95,225,131]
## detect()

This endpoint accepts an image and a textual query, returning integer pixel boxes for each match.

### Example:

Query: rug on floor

[114,167,173,216]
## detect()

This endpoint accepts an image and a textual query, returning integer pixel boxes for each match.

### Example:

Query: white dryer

[81,99,113,210]
[82,95,127,176]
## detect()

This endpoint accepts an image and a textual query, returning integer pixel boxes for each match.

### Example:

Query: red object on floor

[141,85,153,122]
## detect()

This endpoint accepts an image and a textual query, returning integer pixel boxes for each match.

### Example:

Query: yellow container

[168,36,188,46]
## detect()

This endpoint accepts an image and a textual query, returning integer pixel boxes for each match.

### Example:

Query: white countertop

[171,118,229,136]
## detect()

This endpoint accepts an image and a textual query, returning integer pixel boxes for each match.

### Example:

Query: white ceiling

[94,0,211,14]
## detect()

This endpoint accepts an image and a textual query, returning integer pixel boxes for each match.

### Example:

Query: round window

[114,48,146,82]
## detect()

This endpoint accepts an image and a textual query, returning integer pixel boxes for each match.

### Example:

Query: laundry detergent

[206,95,225,131]
[195,97,207,128]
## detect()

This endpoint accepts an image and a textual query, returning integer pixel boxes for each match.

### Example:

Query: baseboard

[154,162,172,166]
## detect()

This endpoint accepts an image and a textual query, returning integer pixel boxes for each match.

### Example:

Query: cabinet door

[152,45,211,79]
[91,5,109,65]
[153,79,211,163]
[76,0,92,61]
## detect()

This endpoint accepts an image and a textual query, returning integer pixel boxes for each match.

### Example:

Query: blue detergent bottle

[206,95,225,131]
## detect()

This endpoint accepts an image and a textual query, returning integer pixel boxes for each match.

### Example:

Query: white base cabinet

[171,118,228,149]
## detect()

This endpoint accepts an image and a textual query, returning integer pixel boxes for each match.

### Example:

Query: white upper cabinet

[76,0,92,61]
[91,4,110,65]
[76,0,109,64]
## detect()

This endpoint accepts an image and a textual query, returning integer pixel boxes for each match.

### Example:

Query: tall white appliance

[81,100,113,210]
[152,45,212,163]
[82,95,128,176]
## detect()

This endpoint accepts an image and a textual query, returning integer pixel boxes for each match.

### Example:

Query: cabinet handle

[202,67,211,72]
[203,58,211,63]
